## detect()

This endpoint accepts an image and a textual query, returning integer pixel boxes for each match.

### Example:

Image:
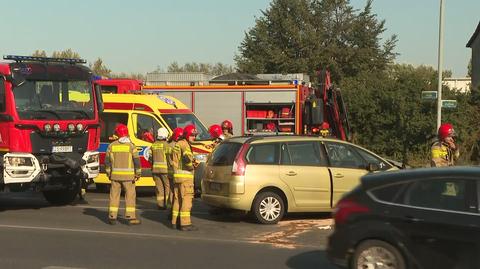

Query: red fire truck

[0,55,102,204]
[96,70,351,140]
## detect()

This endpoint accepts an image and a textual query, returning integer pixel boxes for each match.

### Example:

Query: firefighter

[221,120,233,139]
[431,123,459,167]
[166,127,184,219]
[104,124,142,225]
[171,125,198,231]
[320,122,331,138]
[148,127,171,210]
[207,124,224,150]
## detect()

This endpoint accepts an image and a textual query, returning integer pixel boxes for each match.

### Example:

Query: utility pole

[436,0,445,131]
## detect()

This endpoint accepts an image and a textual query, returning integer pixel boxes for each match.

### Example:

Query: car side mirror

[367,163,380,172]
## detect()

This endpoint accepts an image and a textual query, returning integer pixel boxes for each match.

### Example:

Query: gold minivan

[201,136,397,224]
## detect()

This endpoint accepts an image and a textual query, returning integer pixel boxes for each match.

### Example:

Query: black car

[327,167,480,269]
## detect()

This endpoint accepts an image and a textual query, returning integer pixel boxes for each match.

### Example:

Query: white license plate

[52,146,73,153]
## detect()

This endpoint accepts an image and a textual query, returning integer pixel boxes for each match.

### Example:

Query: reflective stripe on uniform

[112,171,135,175]
[153,163,168,169]
[152,144,164,149]
[432,148,448,158]
[180,211,191,217]
[112,145,131,152]
[126,207,135,213]
[109,206,119,212]
[172,210,179,217]
[174,173,194,179]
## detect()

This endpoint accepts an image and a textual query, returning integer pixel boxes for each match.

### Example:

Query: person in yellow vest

[431,123,459,167]
[148,127,171,210]
[165,128,184,219]
[206,124,225,150]
[171,125,198,231]
[104,124,142,225]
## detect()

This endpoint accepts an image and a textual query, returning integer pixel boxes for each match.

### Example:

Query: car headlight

[76,123,84,131]
[44,124,52,132]
[87,153,99,163]
[7,157,33,167]
[194,153,208,163]
[68,123,75,132]
[53,123,61,132]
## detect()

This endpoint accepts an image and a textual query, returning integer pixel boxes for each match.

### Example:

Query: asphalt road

[0,190,335,269]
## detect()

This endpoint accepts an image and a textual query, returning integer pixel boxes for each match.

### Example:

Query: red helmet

[115,124,129,138]
[183,125,198,138]
[172,128,184,142]
[209,124,223,139]
[221,120,233,130]
[321,122,330,130]
[142,131,155,143]
[438,123,455,140]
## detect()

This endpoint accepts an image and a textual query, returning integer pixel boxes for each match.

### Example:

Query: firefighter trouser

[109,180,136,220]
[171,179,194,227]
[153,173,171,208]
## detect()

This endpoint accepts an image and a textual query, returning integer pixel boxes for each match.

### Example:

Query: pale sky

[0,0,477,77]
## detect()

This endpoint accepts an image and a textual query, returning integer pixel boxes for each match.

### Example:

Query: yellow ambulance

[97,93,213,192]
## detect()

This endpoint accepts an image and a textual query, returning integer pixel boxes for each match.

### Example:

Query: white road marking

[0,224,318,249]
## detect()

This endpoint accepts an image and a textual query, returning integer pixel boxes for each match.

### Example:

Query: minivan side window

[281,141,324,166]
[403,179,474,213]
[100,112,128,143]
[324,142,366,169]
[355,147,392,171]
[246,143,279,165]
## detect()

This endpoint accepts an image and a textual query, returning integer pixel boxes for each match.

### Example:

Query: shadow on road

[83,207,111,225]
[140,208,173,228]
[286,250,335,269]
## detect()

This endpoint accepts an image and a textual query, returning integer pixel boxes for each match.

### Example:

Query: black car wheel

[43,188,78,205]
[252,191,285,224]
[352,240,405,269]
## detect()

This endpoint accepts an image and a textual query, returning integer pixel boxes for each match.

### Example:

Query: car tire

[43,187,78,205]
[252,191,285,224]
[352,240,406,269]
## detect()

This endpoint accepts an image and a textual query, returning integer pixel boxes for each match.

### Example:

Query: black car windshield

[13,80,94,120]
[162,113,211,140]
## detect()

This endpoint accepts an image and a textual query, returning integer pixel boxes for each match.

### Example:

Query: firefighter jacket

[224,133,233,139]
[431,141,459,167]
[149,140,170,174]
[172,139,194,183]
[105,137,141,181]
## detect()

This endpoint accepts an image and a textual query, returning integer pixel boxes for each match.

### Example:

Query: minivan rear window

[246,143,279,165]
[209,142,242,166]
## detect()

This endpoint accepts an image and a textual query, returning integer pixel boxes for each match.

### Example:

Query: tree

[32,50,47,57]
[235,0,397,83]
[51,49,81,59]
[165,62,234,75]
[90,58,111,77]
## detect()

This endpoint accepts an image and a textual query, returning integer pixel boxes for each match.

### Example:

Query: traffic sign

[442,100,457,109]
[421,91,438,100]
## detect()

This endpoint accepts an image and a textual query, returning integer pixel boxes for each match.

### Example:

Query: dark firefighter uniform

[171,138,195,230]
[105,138,142,225]
[149,140,172,209]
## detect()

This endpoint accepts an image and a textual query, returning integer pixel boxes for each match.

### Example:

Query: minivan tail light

[333,198,370,225]
[232,143,250,176]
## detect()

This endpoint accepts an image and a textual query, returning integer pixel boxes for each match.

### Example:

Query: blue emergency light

[3,55,87,64]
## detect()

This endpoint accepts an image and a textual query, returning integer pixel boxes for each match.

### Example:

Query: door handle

[286,171,297,176]
[334,173,344,178]
[404,215,423,223]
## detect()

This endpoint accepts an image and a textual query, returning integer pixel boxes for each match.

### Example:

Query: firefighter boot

[180,225,198,231]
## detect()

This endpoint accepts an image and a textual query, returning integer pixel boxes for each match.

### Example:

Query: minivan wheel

[352,240,406,269]
[252,191,285,224]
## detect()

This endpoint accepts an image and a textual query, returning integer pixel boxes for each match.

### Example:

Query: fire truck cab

[0,55,102,205]
[97,93,213,191]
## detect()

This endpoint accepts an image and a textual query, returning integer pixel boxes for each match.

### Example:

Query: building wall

[443,78,471,93]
